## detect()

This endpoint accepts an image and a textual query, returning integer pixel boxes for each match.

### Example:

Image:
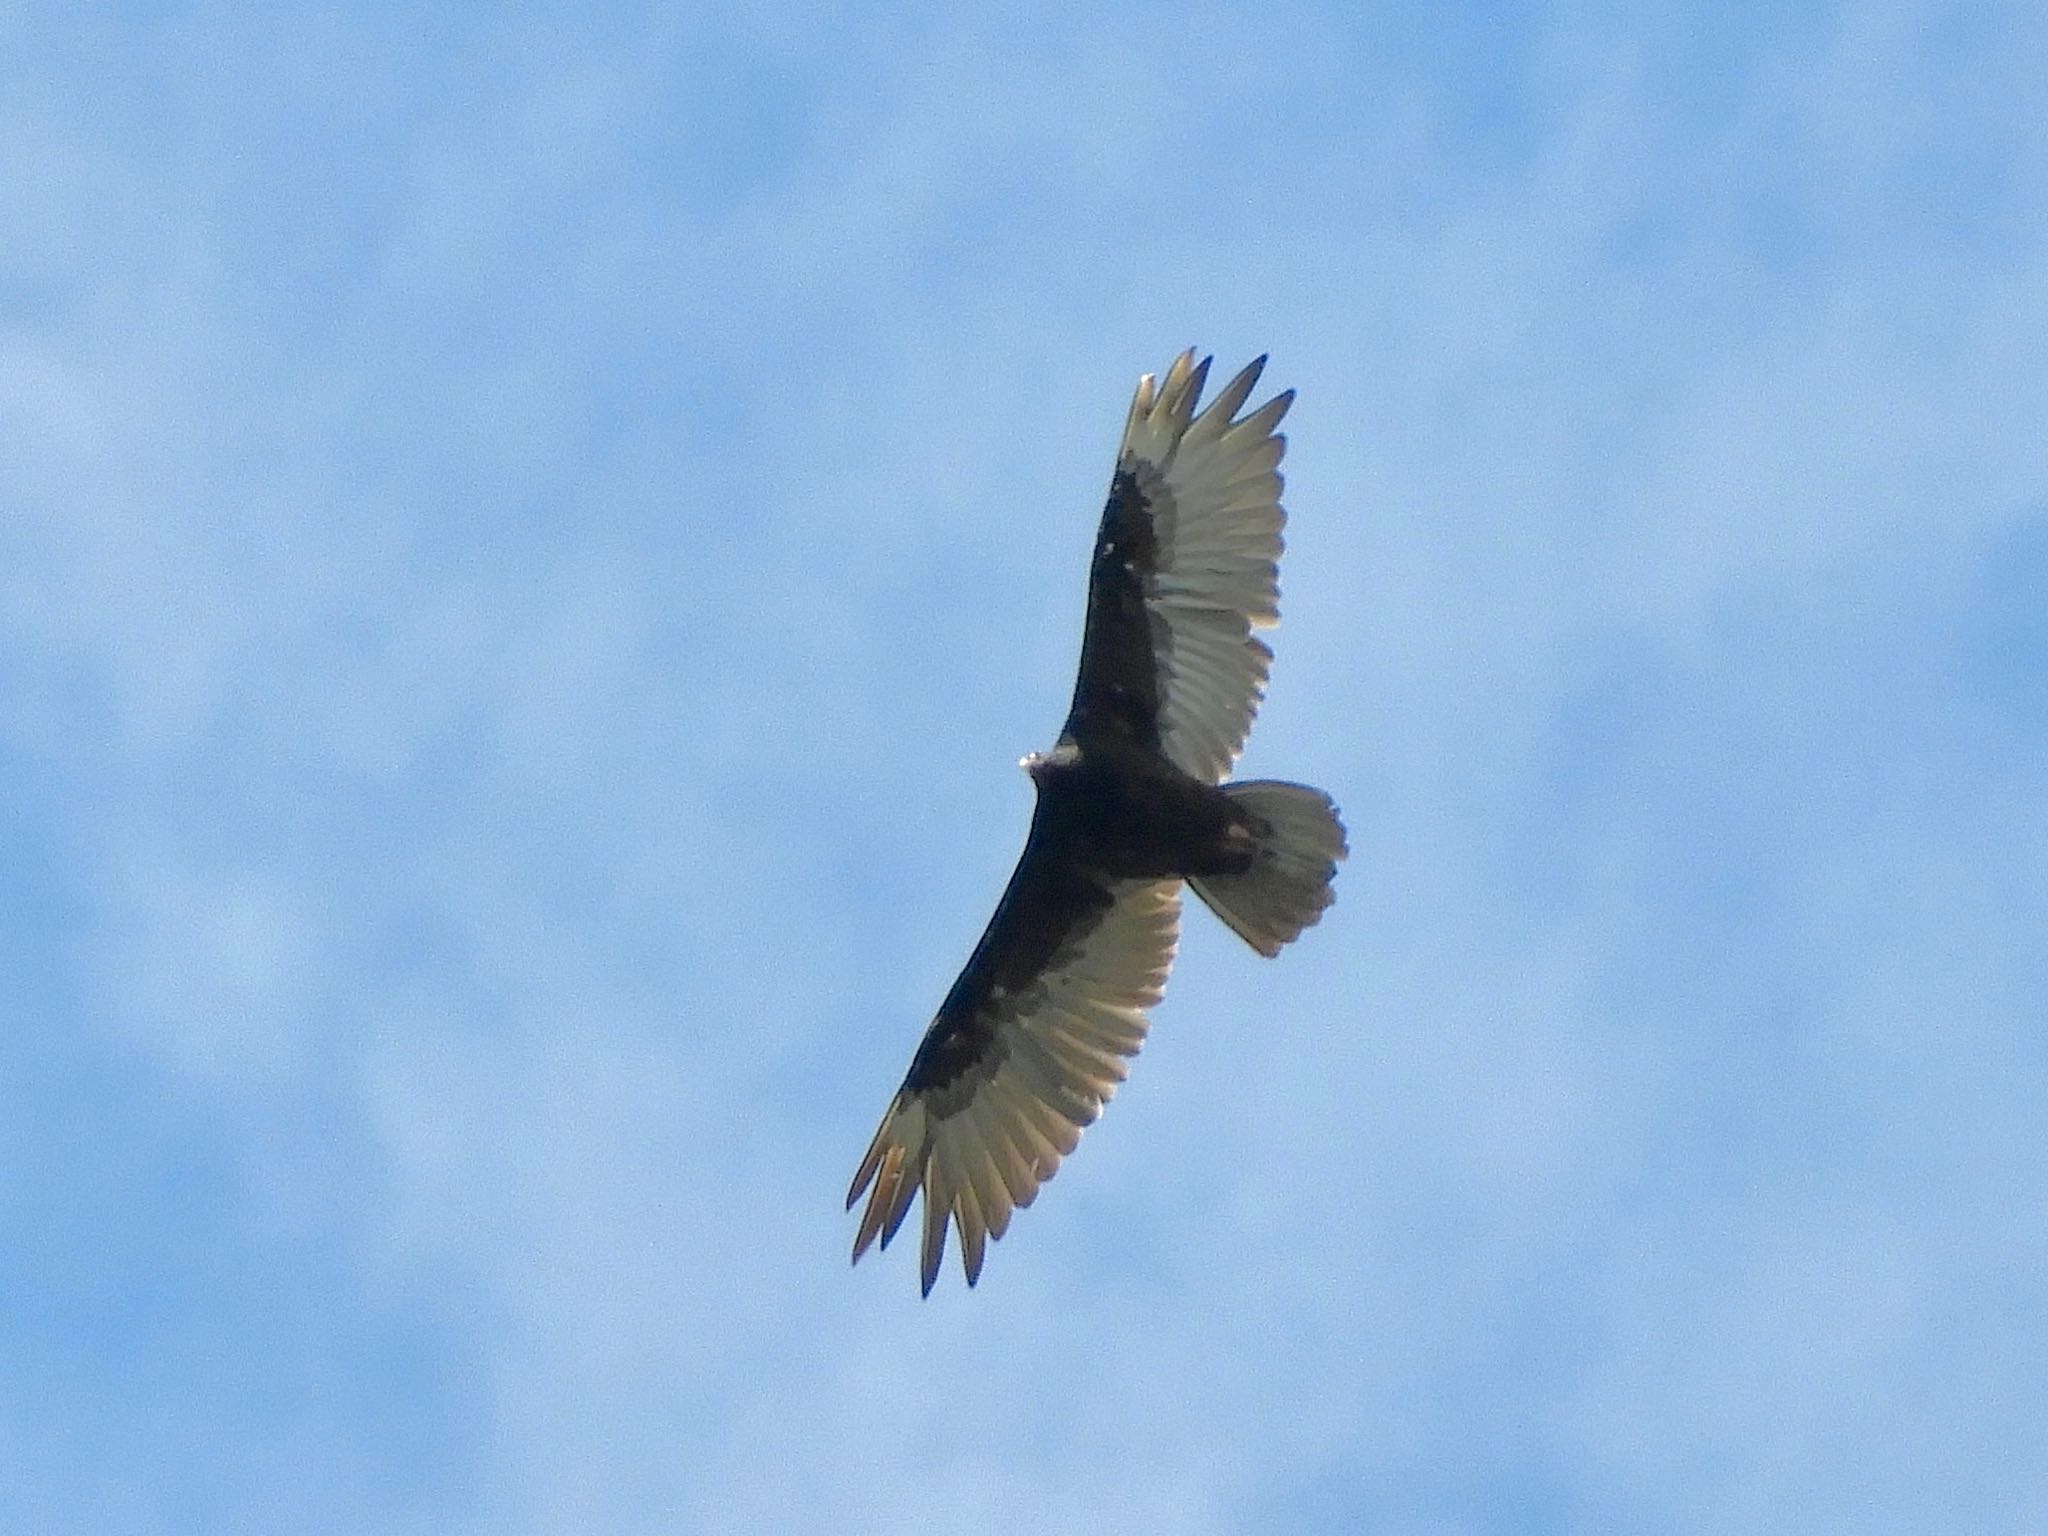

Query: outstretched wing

[848,822,1181,1295]
[1063,352,1293,783]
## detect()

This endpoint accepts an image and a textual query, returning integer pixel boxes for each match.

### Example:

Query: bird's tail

[1189,780,1348,958]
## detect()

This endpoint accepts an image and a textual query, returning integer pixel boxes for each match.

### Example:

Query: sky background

[4,3,2046,1532]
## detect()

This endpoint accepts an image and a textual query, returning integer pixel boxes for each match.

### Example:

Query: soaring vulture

[848,351,1347,1294]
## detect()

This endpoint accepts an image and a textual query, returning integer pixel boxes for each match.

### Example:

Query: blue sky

[4,3,2046,1531]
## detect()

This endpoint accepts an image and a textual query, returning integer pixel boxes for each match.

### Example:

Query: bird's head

[1019,740,1081,785]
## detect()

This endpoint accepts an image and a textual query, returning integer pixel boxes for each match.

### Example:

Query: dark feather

[848,350,1340,1294]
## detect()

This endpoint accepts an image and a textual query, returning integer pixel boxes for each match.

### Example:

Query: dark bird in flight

[848,351,1347,1295]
